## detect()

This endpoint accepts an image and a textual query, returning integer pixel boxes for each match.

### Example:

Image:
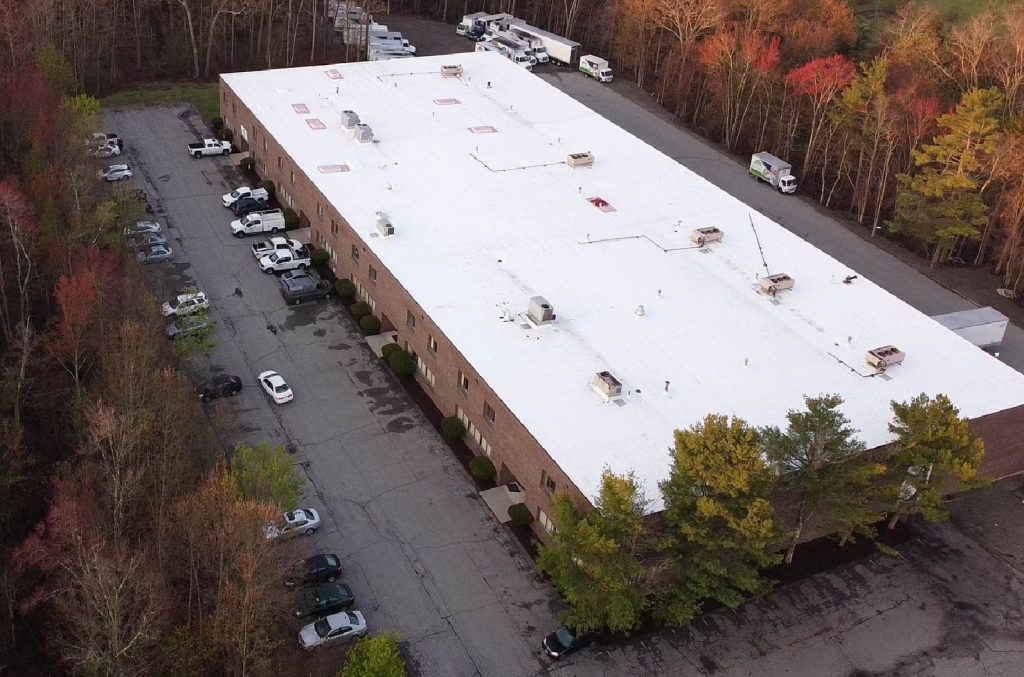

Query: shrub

[219,128,234,143]
[508,503,534,528]
[258,180,276,198]
[310,248,330,266]
[340,632,406,677]
[387,349,416,378]
[350,302,372,319]
[210,116,224,132]
[380,343,401,359]
[469,456,496,482]
[335,278,356,301]
[440,416,466,442]
[283,208,299,230]
[359,315,381,335]
[240,156,255,173]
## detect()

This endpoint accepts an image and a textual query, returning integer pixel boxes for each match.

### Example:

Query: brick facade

[221,80,589,538]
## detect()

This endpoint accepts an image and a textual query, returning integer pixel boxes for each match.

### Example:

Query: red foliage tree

[46,271,99,395]
[785,55,856,174]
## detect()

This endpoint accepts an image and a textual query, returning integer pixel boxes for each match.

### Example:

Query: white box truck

[931,307,1009,352]
[508,21,580,66]
[490,35,536,67]
[508,28,549,63]
[750,152,798,193]
[580,55,613,82]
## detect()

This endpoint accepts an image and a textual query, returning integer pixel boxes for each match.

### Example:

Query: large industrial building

[220,53,1024,532]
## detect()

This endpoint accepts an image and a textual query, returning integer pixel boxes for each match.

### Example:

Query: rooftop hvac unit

[340,110,360,129]
[690,226,724,246]
[759,273,795,295]
[375,211,394,237]
[527,296,555,324]
[593,371,622,399]
[441,64,464,78]
[866,345,905,371]
[566,152,594,168]
[354,123,374,143]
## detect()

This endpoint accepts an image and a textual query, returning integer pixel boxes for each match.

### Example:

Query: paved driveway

[105,104,557,677]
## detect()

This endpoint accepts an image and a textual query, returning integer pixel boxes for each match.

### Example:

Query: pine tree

[883,393,985,528]
[537,470,649,634]
[761,394,883,564]
[654,415,778,627]
[886,87,1003,266]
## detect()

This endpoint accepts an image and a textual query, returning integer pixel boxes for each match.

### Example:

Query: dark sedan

[197,374,243,402]
[231,196,268,216]
[292,583,355,619]
[542,626,600,660]
[284,554,343,588]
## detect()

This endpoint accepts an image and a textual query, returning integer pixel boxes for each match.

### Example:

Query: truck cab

[777,176,798,193]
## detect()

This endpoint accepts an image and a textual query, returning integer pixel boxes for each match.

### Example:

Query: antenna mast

[749,213,770,276]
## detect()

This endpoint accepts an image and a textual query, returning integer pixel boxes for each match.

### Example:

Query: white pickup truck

[258,245,311,274]
[223,186,270,208]
[188,138,232,158]
[231,210,286,237]
[251,236,303,258]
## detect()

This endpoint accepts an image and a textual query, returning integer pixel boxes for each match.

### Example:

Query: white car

[161,291,210,317]
[298,611,367,651]
[259,370,294,404]
[265,508,321,540]
[89,140,121,158]
[124,220,161,236]
[99,164,133,182]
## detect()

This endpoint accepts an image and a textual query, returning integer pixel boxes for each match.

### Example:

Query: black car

[284,553,343,588]
[280,275,332,305]
[542,626,600,660]
[231,196,269,216]
[197,374,243,402]
[292,583,355,619]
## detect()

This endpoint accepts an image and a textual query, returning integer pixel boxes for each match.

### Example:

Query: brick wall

[220,78,590,539]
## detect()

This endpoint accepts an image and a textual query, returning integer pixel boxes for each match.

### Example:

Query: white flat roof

[223,54,1024,510]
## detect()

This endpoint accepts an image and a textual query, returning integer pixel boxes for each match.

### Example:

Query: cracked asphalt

[105,86,1024,676]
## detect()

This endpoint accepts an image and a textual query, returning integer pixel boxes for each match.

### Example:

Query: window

[541,470,556,495]
[538,509,554,532]
[427,335,438,354]
[277,156,282,169]
[368,266,377,284]
[406,310,416,330]
[415,354,436,387]
[331,219,339,236]
[317,203,324,218]
[458,371,469,392]
[456,407,491,456]
[483,402,496,424]
[351,245,359,263]
[263,139,267,151]
[290,170,295,185]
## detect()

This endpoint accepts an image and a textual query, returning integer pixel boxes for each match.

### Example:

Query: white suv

[99,164,133,182]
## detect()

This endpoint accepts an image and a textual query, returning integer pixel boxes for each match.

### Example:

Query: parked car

[165,315,213,341]
[252,237,303,258]
[298,611,367,651]
[89,140,121,158]
[258,370,294,404]
[126,232,168,250]
[197,374,243,401]
[292,584,355,619]
[124,220,161,236]
[231,195,269,217]
[161,290,209,317]
[280,268,321,284]
[280,275,332,305]
[284,554,344,588]
[187,138,232,157]
[223,186,270,208]
[99,164,133,182]
[87,132,123,149]
[265,508,321,540]
[136,243,173,264]
[542,626,600,660]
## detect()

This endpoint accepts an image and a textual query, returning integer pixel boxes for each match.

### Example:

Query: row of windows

[456,406,492,456]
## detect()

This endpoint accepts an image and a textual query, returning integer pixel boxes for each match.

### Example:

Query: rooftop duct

[567,152,594,168]
[354,123,374,143]
[441,64,464,78]
[866,346,905,371]
[690,227,723,246]
[375,212,394,237]
[759,273,794,296]
[592,371,623,399]
[340,110,360,129]
[527,296,555,325]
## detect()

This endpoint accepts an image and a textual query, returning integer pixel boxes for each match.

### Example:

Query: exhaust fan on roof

[566,152,594,168]
[375,212,394,237]
[354,123,374,143]
[441,64,464,78]
[866,345,905,371]
[592,371,622,400]
[759,273,795,296]
[340,110,360,129]
[527,296,555,325]
[690,226,723,246]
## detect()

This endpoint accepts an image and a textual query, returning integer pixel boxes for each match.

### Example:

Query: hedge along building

[220,53,1024,536]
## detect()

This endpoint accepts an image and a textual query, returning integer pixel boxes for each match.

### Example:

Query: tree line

[538,392,985,634]
[0,45,315,674]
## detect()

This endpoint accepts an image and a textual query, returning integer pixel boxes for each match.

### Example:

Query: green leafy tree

[882,393,985,528]
[538,470,649,634]
[171,309,217,360]
[339,633,406,677]
[761,394,883,563]
[655,415,778,626]
[231,442,303,511]
[886,87,1003,266]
